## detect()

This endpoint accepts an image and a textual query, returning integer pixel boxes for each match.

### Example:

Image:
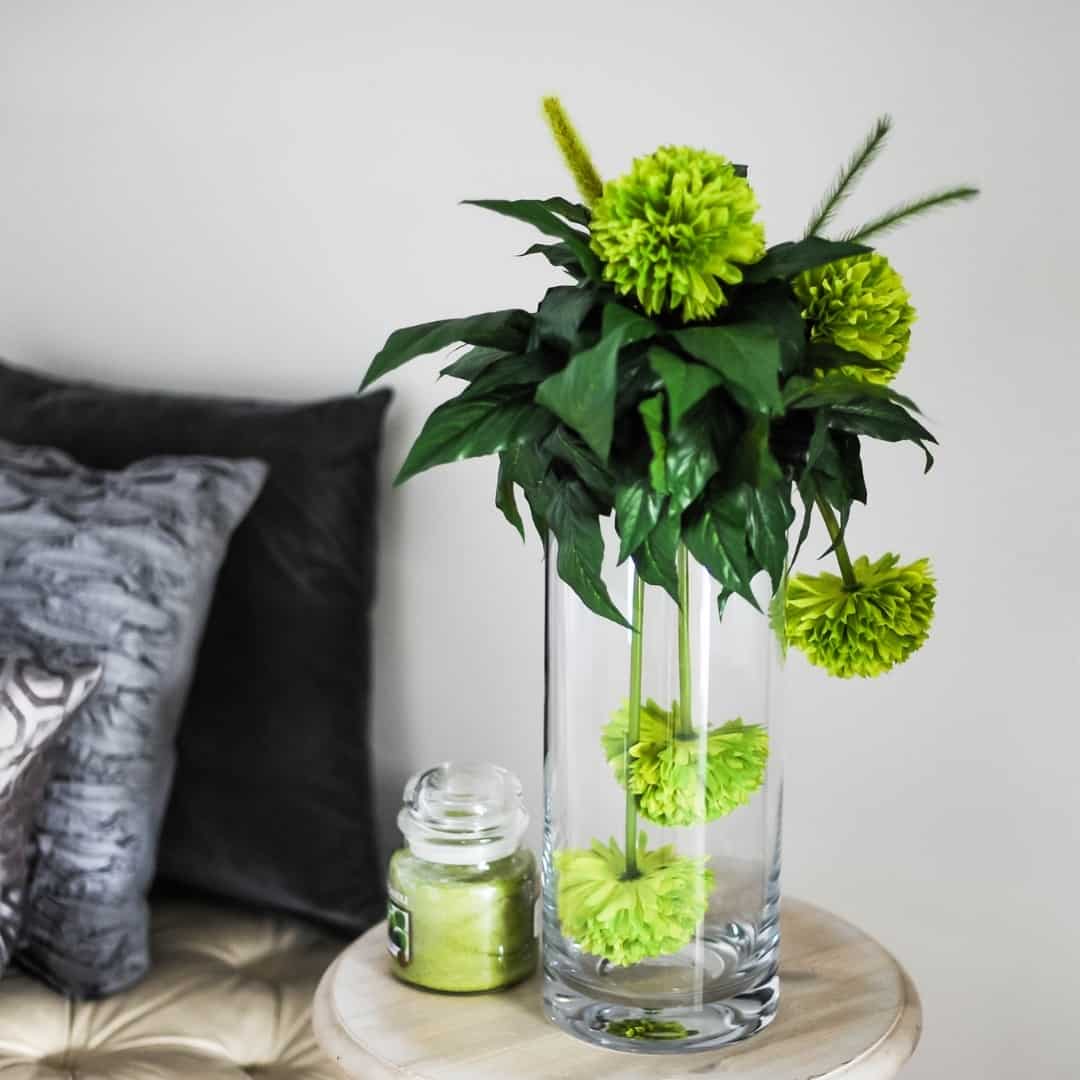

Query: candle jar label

[387,898,412,966]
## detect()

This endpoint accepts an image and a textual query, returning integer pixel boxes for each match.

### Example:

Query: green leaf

[461,351,557,398]
[535,285,596,352]
[728,415,783,488]
[440,346,510,382]
[520,241,585,277]
[536,305,655,461]
[538,197,591,226]
[614,478,665,564]
[783,372,923,414]
[544,426,615,502]
[362,309,532,388]
[395,390,554,485]
[742,238,870,285]
[495,454,525,541]
[790,474,816,567]
[638,394,668,493]
[502,441,554,544]
[673,323,782,415]
[463,199,600,278]
[665,404,719,514]
[546,481,629,627]
[745,484,795,592]
[739,283,808,377]
[683,486,758,609]
[826,399,936,471]
[632,512,680,603]
[648,346,722,427]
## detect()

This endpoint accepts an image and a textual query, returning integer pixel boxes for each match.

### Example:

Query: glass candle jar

[387,762,538,992]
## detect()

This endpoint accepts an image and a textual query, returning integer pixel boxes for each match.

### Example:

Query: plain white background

[1,2,1076,1075]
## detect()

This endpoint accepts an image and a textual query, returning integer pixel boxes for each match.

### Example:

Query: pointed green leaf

[520,241,585,277]
[638,394,668,493]
[495,455,525,541]
[536,305,655,461]
[395,391,554,485]
[440,346,511,382]
[631,512,680,602]
[665,404,719,514]
[538,197,591,226]
[746,484,795,592]
[783,372,923,414]
[673,323,782,415]
[546,481,629,627]
[535,285,596,352]
[826,399,936,471]
[742,238,870,284]
[728,415,782,489]
[464,199,600,278]
[648,346,723,427]
[544,427,615,502]
[461,351,556,399]
[740,282,809,377]
[362,309,532,388]
[683,486,759,609]
[614,478,665,564]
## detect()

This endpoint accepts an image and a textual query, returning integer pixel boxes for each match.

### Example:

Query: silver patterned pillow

[0,439,267,997]
[0,651,102,977]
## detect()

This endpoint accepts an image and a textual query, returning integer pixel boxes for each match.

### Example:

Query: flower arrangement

[361,99,976,968]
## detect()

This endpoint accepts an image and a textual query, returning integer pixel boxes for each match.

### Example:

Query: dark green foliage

[742,238,869,284]
[360,186,942,625]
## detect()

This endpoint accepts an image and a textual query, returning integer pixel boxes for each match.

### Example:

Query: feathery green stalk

[677,544,693,737]
[623,572,645,879]
[541,96,604,207]
[815,497,857,589]
[804,115,892,238]
[842,186,979,242]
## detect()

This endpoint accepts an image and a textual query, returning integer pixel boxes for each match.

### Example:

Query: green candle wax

[387,848,537,993]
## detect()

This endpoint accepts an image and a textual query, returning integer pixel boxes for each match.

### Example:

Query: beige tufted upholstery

[0,900,349,1078]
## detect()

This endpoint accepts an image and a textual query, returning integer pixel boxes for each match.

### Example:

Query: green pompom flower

[786,553,936,678]
[793,253,917,384]
[589,146,766,322]
[602,700,768,827]
[555,835,713,966]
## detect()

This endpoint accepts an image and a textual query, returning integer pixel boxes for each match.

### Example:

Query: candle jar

[387,762,538,992]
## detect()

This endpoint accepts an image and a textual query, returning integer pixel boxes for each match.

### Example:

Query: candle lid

[398,762,529,865]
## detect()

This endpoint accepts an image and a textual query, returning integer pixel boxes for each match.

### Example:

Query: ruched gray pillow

[0,650,102,978]
[0,440,266,997]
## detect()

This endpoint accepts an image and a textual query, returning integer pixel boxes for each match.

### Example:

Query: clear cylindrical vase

[543,530,782,1053]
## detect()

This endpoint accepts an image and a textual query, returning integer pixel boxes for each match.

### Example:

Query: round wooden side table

[313,898,921,1079]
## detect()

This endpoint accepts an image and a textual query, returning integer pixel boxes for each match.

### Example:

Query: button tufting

[0,900,348,1079]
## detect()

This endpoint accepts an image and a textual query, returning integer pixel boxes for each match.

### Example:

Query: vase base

[543,969,779,1054]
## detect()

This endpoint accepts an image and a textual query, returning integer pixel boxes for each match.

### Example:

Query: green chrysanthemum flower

[589,146,766,322]
[602,700,768,827]
[793,253,917,384]
[555,835,713,966]
[786,553,936,678]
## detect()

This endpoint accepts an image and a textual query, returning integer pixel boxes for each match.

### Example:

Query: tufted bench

[0,900,349,1078]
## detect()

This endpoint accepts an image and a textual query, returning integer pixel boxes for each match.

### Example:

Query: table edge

[312,899,923,1080]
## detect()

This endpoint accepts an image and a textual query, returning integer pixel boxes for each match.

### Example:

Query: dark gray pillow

[0,651,102,978]
[0,359,390,936]
[0,440,266,997]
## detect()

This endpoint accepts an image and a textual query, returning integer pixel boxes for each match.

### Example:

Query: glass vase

[542,528,782,1053]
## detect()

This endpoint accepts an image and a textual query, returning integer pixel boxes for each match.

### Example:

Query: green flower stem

[677,544,693,737]
[624,572,646,879]
[815,497,857,589]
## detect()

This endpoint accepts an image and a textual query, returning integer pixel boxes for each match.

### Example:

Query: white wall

[1,2,1076,1075]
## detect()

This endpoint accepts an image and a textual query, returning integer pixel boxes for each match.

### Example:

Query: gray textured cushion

[0,440,266,997]
[0,651,102,977]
